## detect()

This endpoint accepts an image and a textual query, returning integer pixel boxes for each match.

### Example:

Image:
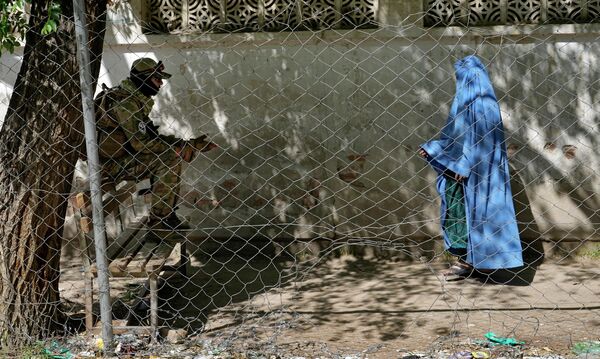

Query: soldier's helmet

[130,58,172,79]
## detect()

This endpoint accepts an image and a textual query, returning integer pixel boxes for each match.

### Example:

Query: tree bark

[0,0,106,347]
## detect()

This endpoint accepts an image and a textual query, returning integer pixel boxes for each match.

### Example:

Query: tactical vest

[94,84,135,159]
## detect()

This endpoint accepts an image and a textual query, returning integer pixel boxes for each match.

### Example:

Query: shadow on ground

[58,229,599,356]
[149,226,558,346]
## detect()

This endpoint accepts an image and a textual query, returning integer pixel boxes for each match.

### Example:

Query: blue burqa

[421,56,523,269]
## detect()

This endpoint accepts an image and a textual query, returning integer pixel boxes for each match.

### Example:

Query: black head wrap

[129,59,171,97]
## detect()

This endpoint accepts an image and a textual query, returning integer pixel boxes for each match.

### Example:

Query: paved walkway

[185,253,600,357]
[59,239,600,357]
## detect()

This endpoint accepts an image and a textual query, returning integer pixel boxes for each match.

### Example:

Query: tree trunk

[0,0,106,347]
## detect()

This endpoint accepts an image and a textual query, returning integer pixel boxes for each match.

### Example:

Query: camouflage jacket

[96,78,182,158]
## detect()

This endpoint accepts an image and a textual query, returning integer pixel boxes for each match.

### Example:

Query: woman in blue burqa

[419,55,523,279]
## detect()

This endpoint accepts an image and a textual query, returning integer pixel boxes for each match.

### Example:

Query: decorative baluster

[500,0,508,23]
[182,0,189,31]
[540,0,548,22]
[582,0,589,21]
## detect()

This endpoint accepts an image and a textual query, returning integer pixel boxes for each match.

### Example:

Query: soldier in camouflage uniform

[96,57,216,229]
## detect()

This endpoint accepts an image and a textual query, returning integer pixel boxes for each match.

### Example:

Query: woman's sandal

[441,263,474,281]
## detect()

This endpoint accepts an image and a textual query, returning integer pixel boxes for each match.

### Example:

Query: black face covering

[130,73,160,97]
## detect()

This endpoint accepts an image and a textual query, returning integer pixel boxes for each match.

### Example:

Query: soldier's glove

[190,134,218,152]
[176,142,196,162]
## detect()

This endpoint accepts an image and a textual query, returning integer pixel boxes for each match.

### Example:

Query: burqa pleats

[421,55,523,270]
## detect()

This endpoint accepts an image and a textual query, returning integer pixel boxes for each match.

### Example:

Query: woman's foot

[441,262,474,281]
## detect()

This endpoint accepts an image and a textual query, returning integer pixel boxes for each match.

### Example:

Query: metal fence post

[72,0,114,348]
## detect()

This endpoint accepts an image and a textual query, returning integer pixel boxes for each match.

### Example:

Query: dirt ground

[59,236,600,358]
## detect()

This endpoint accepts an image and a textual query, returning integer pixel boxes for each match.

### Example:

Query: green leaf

[41,23,52,35]
[40,2,62,36]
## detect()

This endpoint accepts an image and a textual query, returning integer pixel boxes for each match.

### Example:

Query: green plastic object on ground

[572,341,600,355]
[41,341,73,359]
[484,332,525,346]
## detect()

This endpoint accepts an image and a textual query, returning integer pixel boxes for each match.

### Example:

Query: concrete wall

[2,0,599,243]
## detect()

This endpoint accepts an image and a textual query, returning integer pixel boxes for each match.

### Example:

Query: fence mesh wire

[1,0,600,357]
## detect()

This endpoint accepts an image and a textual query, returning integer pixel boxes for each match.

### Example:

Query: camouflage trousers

[102,151,182,218]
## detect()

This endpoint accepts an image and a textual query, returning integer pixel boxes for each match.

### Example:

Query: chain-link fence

[1,0,599,357]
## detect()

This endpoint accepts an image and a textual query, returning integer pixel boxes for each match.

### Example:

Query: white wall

[2,0,599,242]
[0,50,23,126]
